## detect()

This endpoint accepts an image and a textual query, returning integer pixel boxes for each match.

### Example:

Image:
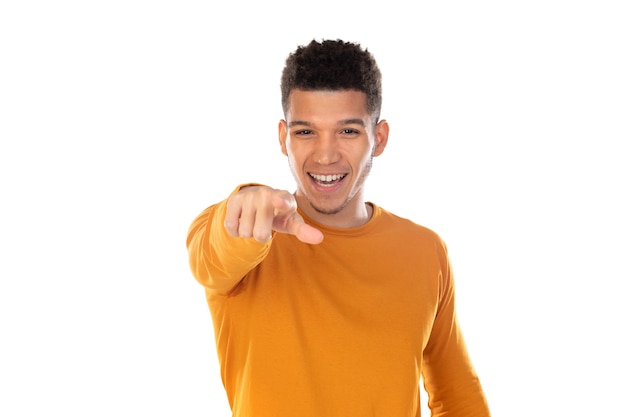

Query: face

[278,89,389,227]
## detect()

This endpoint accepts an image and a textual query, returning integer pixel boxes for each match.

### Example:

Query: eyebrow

[288,118,366,128]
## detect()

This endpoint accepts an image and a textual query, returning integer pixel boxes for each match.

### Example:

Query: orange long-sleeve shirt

[186,190,490,417]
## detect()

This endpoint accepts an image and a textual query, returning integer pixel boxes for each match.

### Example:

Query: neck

[296,194,372,229]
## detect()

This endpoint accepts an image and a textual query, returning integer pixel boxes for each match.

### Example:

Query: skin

[224,89,389,244]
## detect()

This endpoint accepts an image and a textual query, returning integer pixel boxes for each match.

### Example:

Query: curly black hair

[280,39,382,122]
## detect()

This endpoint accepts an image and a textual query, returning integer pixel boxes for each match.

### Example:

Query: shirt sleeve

[421,240,491,417]
[186,185,273,296]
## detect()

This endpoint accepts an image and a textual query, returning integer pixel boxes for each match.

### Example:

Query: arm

[186,189,272,295]
[422,242,490,417]
[186,184,323,295]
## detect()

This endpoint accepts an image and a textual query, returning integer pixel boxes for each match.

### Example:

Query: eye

[294,129,313,136]
[341,128,360,136]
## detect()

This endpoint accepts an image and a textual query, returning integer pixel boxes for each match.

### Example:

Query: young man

[187,39,490,416]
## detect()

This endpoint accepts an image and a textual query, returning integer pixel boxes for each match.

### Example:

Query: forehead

[286,89,369,122]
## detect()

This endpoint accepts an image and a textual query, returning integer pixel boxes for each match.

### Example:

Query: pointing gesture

[224,186,324,244]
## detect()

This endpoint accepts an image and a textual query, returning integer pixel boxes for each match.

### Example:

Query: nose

[312,134,340,165]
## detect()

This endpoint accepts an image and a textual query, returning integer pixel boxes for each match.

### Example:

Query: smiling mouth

[308,173,347,187]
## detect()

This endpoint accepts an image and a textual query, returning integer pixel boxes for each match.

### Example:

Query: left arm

[421,241,490,417]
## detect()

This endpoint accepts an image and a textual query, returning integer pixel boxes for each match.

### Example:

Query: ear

[372,119,389,157]
[278,119,288,156]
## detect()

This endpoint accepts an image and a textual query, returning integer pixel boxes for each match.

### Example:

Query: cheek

[353,146,374,167]
[286,142,305,162]
[286,148,300,170]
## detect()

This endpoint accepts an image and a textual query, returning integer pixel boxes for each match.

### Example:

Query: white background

[1,1,625,416]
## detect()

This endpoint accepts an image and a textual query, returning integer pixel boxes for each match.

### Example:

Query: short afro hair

[280,39,382,121]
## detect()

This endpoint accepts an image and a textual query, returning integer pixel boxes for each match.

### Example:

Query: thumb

[291,220,324,245]
[272,196,324,244]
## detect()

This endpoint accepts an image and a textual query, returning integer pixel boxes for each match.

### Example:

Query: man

[187,39,490,416]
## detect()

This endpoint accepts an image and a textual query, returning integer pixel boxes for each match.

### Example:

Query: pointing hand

[224,186,324,244]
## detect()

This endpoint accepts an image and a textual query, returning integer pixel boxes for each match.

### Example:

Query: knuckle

[257,186,275,203]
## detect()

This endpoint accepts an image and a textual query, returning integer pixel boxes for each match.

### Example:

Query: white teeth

[310,173,346,182]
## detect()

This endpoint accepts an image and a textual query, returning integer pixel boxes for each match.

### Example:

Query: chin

[307,196,351,216]
[311,205,344,216]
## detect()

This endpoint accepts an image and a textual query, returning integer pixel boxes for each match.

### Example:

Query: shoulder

[374,205,444,242]
[370,205,451,264]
